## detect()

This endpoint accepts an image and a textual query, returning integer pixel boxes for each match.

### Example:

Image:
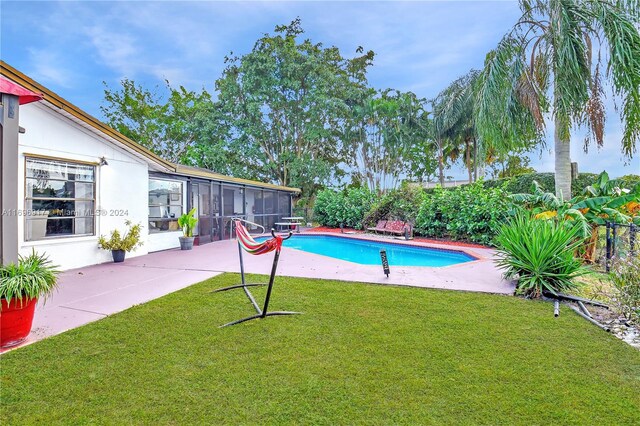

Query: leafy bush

[313,187,376,229]
[482,172,600,195]
[415,182,510,245]
[0,250,59,304]
[362,184,425,227]
[610,256,640,323]
[98,221,144,252]
[495,215,588,298]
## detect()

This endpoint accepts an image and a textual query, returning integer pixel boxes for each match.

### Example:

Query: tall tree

[346,89,427,192]
[432,70,482,184]
[102,80,220,164]
[476,0,640,199]
[216,18,374,197]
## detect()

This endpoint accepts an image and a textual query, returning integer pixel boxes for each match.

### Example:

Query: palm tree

[432,70,481,184]
[476,0,640,200]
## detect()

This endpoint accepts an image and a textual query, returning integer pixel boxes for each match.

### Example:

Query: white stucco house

[0,61,299,270]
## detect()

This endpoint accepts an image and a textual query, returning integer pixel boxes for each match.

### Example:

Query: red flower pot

[0,297,38,348]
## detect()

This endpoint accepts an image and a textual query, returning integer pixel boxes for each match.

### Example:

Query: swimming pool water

[257,235,475,267]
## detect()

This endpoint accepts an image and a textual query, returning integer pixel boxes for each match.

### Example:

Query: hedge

[481,172,600,195]
[313,187,376,230]
[414,182,510,246]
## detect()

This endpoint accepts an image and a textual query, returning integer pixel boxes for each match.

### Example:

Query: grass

[1,273,639,425]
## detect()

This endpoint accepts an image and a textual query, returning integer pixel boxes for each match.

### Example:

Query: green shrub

[610,256,640,323]
[495,215,588,298]
[363,184,425,227]
[415,182,510,245]
[98,221,143,252]
[312,187,376,229]
[483,172,600,195]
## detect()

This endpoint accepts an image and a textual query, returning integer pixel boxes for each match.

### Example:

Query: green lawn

[1,274,639,425]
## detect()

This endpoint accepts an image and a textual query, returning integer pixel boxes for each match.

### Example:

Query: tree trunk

[473,137,478,182]
[465,140,472,183]
[437,139,445,186]
[554,116,572,200]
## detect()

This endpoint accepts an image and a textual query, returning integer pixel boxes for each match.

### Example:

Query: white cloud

[85,25,139,78]
[27,49,75,88]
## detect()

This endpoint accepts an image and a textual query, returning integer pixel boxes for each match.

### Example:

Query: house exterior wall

[16,102,156,270]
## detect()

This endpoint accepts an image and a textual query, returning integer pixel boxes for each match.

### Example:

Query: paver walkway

[4,233,514,352]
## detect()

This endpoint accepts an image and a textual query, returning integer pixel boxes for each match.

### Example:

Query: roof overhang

[0,75,42,104]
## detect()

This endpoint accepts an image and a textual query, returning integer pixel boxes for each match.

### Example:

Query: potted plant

[98,220,143,262]
[0,250,60,348]
[178,208,198,250]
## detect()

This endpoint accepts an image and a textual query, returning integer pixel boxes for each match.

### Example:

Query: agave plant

[495,215,588,298]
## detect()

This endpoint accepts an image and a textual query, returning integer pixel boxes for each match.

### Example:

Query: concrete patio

[4,233,514,351]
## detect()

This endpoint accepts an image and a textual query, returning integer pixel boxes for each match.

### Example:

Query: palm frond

[591,0,640,157]
[475,35,545,154]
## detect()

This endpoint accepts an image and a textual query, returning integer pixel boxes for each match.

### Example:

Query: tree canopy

[476,0,640,198]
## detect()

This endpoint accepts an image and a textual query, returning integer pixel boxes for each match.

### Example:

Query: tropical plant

[495,214,588,297]
[98,221,143,252]
[346,89,428,192]
[178,208,198,237]
[431,69,483,184]
[610,255,640,323]
[510,171,640,260]
[476,0,640,200]
[0,250,59,304]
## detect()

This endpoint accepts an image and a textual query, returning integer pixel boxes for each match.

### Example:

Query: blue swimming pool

[257,234,475,267]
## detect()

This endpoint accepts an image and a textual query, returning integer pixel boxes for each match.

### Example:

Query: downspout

[1,93,20,265]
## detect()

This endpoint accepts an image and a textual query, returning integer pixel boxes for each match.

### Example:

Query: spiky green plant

[476,0,640,200]
[0,250,60,305]
[495,214,588,297]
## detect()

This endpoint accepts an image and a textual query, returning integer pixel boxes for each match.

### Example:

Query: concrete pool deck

[3,233,514,352]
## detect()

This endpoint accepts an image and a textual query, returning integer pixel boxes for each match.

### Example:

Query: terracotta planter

[1,297,38,348]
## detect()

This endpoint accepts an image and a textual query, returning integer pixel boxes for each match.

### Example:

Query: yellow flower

[534,211,557,220]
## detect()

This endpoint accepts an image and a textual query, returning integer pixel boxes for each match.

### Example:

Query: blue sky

[1,1,637,179]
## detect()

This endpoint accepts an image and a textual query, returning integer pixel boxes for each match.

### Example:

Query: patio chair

[384,220,406,235]
[211,219,301,327]
[367,220,387,233]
